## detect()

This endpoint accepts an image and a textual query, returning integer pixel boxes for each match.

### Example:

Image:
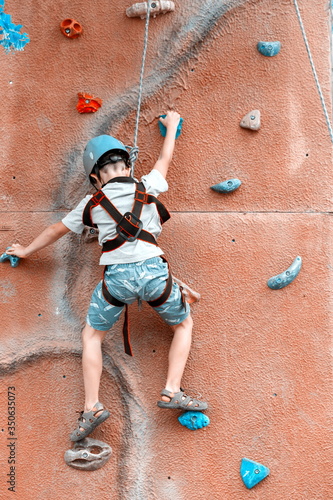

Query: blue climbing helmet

[83,135,130,177]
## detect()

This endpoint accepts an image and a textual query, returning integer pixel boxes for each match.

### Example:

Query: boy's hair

[89,150,131,186]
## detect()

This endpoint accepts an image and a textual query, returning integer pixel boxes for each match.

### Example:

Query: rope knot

[127,145,139,167]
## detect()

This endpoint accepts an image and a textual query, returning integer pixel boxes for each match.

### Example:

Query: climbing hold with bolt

[267,256,302,290]
[0,248,20,267]
[126,1,175,19]
[60,19,83,39]
[82,226,99,243]
[240,458,270,489]
[210,179,242,193]
[240,110,261,131]
[257,41,281,57]
[64,438,112,471]
[178,411,210,430]
[76,92,102,113]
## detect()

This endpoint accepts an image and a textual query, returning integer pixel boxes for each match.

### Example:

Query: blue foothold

[267,256,302,290]
[178,411,210,430]
[240,458,270,489]
[210,179,242,193]
[257,41,281,57]
[0,248,20,268]
[158,115,183,139]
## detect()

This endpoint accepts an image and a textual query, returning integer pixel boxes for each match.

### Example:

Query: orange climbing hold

[60,19,83,39]
[76,93,103,114]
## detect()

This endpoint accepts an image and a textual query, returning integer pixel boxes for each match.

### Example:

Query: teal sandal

[157,389,208,411]
[70,402,110,442]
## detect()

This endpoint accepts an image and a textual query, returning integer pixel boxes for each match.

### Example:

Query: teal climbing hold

[178,411,210,430]
[240,458,270,489]
[158,115,183,139]
[267,256,302,290]
[210,179,241,193]
[0,248,20,267]
[257,41,281,57]
[0,2,30,53]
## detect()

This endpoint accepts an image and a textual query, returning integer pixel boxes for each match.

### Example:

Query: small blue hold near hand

[0,248,20,267]
[158,115,183,139]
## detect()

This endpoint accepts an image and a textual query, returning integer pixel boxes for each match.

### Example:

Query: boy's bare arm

[6,221,70,258]
[153,110,180,179]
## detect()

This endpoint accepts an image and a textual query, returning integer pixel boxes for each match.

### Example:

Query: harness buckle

[92,191,105,204]
[116,212,143,242]
[135,191,149,203]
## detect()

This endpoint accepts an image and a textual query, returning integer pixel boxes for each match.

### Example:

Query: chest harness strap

[82,177,173,356]
[82,177,170,251]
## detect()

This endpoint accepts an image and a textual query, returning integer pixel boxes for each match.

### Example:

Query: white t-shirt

[62,169,168,265]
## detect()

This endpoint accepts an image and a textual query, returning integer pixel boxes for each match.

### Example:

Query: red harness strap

[102,276,133,356]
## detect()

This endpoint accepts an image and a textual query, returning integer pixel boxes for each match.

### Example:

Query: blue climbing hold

[178,411,210,430]
[240,458,270,489]
[0,248,20,267]
[158,115,183,139]
[257,41,281,57]
[267,256,302,290]
[0,2,30,52]
[210,179,242,193]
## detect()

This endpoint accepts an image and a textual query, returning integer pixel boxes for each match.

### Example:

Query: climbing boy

[7,110,208,441]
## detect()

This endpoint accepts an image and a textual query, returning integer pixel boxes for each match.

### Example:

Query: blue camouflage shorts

[86,256,190,331]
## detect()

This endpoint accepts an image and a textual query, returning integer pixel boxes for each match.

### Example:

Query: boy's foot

[173,277,201,304]
[157,389,208,411]
[69,402,110,442]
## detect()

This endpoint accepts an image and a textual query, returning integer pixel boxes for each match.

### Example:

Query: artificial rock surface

[1,0,333,498]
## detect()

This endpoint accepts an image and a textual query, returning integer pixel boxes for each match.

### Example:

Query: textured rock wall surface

[1,0,333,498]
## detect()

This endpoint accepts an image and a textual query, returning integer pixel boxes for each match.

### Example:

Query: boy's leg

[163,314,193,395]
[81,323,108,412]
[80,276,124,416]
[160,314,207,409]
[71,324,107,441]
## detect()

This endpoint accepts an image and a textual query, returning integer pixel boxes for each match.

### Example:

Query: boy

[7,110,208,441]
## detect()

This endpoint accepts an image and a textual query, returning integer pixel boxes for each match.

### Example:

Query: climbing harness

[128,0,153,174]
[82,176,172,356]
[82,177,170,250]
[293,0,333,145]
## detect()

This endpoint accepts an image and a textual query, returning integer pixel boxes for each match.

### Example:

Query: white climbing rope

[293,0,333,144]
[128,0,153,174]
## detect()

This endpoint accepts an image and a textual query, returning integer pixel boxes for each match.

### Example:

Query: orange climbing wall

[1,0,333,498]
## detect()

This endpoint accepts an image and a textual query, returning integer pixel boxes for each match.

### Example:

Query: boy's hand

[6,244,29,258]
[159,110,180,130]
[154,110,181,179]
